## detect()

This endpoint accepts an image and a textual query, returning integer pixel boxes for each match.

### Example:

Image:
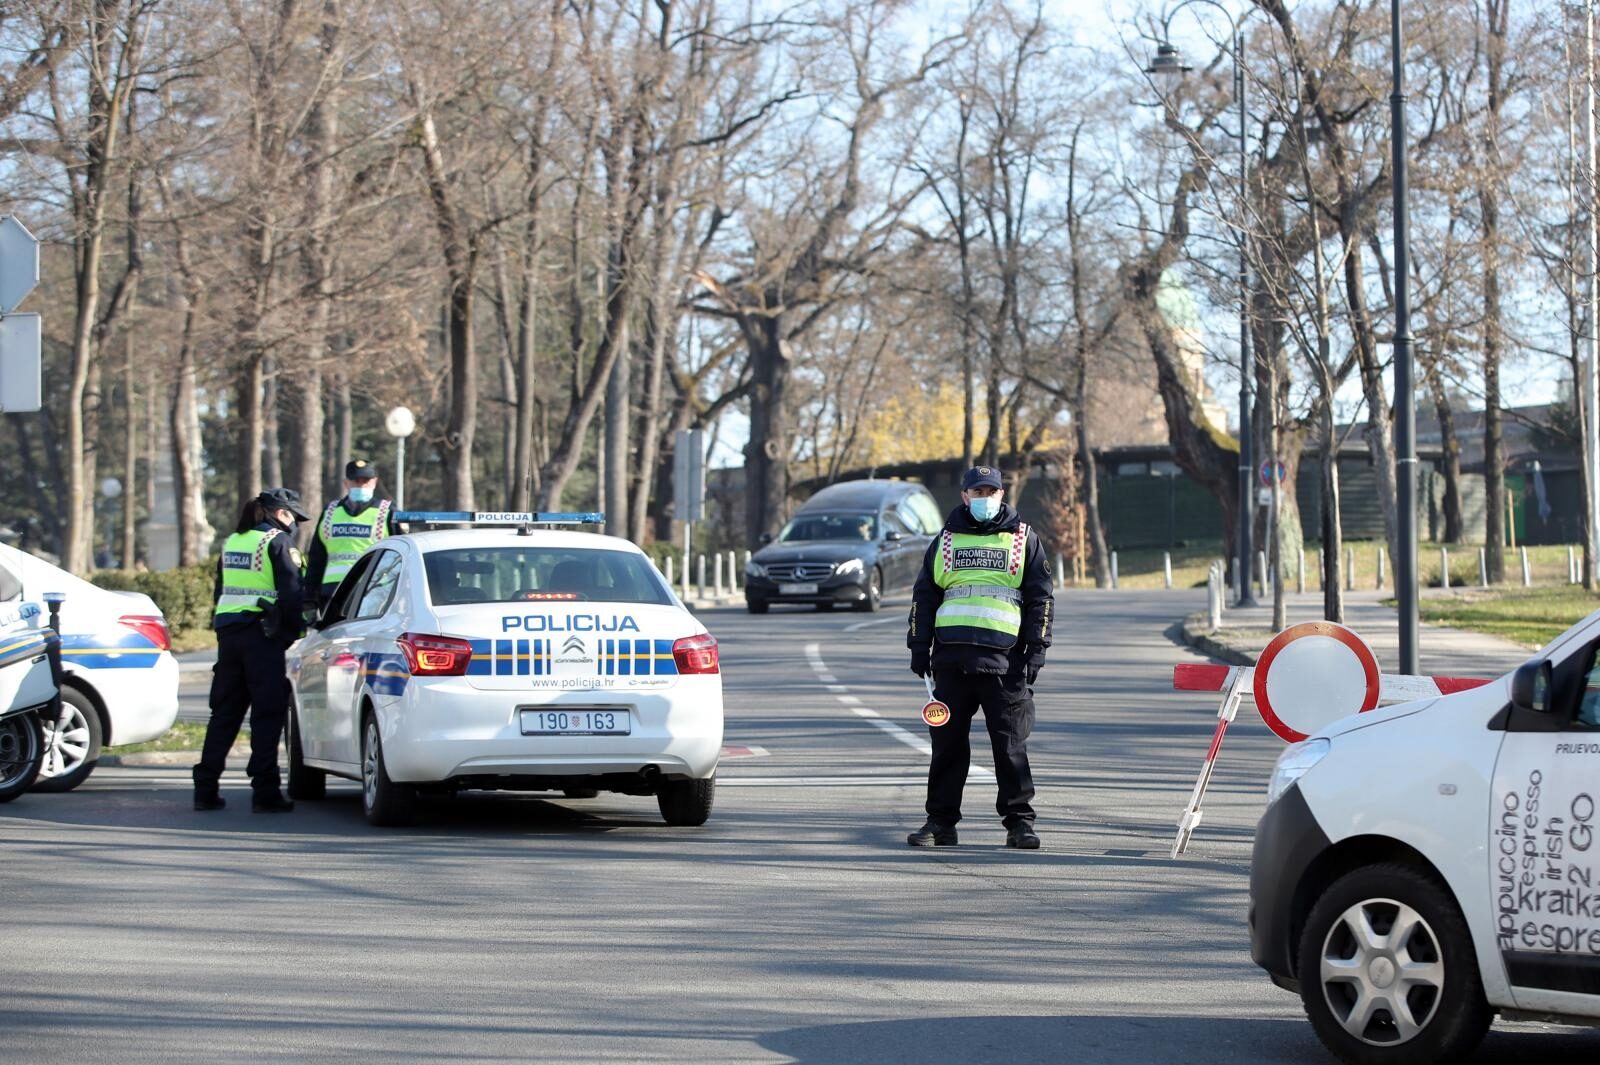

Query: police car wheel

[851,568,882,613]
[361,715,416,827]
[1297,863,1489,1065]
[0,711,43,802]
[31,687,102,793]
[286,702,326,800]
[657,775,715,826]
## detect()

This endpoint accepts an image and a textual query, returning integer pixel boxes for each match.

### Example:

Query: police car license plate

[519,709,631,736]
[778,582,818,595]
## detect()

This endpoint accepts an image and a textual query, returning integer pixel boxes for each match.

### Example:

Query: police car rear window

[423,548,673,606]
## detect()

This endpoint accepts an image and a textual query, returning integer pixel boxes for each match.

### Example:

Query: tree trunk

[1341,229,1400,586]
[1320,403,1344,624]
[1429,374,1464,543]
[603,344,630,536]
[743,316,790,545]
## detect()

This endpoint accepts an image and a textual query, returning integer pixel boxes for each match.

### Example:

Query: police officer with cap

[304,459,397,612]
[193,487,309,813]
[906,465,1053,849]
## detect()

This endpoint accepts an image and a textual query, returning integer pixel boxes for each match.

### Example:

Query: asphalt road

[2,590,1594,1064]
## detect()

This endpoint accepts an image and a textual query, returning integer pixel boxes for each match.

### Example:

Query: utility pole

[1391,0,1419,675]
[1588,2,1600,587]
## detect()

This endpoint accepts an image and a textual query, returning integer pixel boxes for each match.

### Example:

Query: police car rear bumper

[69,653,180,747]
[378,678,723,783]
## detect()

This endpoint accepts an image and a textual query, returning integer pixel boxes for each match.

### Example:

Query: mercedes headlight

[1266,738,1330,807]
[835,558,864,577]
[745,560,767,578]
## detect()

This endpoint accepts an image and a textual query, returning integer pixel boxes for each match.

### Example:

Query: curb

[101,745,247,767]
[1178,611,1257,667]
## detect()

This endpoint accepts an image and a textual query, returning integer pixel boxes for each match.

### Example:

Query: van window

[902,492,943,535]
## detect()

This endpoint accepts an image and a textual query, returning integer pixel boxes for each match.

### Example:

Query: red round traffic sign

[1253,621,1380,742]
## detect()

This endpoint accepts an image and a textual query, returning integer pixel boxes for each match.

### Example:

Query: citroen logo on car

[562,635,585,654]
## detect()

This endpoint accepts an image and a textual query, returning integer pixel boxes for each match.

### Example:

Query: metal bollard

[1257,549,1269,597]
[1479,547,1489,588]
[1570,545,1579,585]
[1111,551,1119,589]
[697,554,706,599]
[1521,546,1531,587]
[714,553,724,598]
[729,550,738,592]
[1163,551,1172,589]
[1346,548,1355,591]
[1317,549,1324,592]
[1439,546,1449,591]
[1296,548,1305,595]
[1055,553,1065,588]
[1207,563,1222,629]
[665,556,675,589]
[1376,546,1386,590]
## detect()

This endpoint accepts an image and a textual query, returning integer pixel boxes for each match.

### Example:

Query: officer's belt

[942,584,1022,603]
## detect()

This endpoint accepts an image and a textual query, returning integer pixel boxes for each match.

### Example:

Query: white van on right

[1250,608,1600,1064]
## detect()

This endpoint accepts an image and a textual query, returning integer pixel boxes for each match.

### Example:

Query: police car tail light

[672,634,719,675]
[118,614,171,652]
[397,632,474,676]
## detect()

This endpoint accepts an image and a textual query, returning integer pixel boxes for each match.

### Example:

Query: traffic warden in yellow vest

[193,487,309,813]
[906,465,1053,849]
[303,459,397,611]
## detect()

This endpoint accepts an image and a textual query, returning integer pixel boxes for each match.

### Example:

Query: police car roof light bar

[394,510,606,529]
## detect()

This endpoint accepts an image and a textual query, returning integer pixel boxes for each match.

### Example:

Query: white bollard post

[1055,553,1066,588]
[1479,547,1489,588]
[1521,546,1531,587]
[714,552,724,598]
[1163,551,1173,589]
[697,554,706,599]
[1570,545,1579,585]
[1111,551,1119,589]
[1439,546,1450,591]
[665,555,674,589]
[1317,549,1324,591]
[1257,549,1269,597]
[1376,546,1386,590]
[1208,564,1222,629]
[683,523,692,600]
[1346,548,1355,591]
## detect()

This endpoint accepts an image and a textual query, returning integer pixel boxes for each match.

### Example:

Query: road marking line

[844,616,901,633]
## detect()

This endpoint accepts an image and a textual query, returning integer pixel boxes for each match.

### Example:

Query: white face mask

[348,485,374,504]
[968,495,1001,522]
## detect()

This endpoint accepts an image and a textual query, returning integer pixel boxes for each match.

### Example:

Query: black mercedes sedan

[744,480,942,613]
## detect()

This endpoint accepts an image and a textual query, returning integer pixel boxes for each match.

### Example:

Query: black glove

[1026,662,1041,685]
[910,647,931,678]
[1024,645,1044,686]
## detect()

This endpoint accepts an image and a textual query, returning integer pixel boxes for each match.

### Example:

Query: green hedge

[90,561,216,640]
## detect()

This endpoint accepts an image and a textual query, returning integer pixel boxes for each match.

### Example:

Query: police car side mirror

[1511,659,1554,714]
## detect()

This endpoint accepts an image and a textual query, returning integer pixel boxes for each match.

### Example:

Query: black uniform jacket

[907,502,1054,675]
[303,496,398,601]
[212,521,305,640]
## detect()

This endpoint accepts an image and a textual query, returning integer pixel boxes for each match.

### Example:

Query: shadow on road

[757,1013,1599,1065]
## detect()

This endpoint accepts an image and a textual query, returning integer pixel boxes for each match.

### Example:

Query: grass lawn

[110,721,234,753]
[1413,587,1600,649]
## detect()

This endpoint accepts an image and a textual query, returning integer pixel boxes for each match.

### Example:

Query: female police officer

[192,487,309,813]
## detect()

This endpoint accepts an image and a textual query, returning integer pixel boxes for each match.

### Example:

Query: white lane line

[803,641,992,776]
[844,616,901,633]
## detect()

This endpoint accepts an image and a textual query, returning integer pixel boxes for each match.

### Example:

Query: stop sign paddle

[921,676,951,727]
[1253,621,1381,742]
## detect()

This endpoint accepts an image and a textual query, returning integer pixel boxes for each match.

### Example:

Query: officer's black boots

[907,821,958,846]
[193,791,226,811]
[1006,823,1040,850]
[252,793,294,814]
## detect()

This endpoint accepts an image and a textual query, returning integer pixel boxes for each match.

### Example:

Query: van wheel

[657,776,715,826]
[32,687,102,792]
[361,715,416,827]
[852,567,882,612]
[286,700,326,800]
[1298,863,1489,1065]
[746,599,769,614]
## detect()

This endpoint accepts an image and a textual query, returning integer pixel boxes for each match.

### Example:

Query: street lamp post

[1145,5,1258,607]
[385,406,416,510]
[1391,0,1419,675]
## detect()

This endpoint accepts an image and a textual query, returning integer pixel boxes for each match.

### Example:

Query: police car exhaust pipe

[639,764,663,787]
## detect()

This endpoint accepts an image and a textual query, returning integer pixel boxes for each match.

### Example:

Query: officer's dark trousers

[925,667,1036,828]
[193,623,289,799]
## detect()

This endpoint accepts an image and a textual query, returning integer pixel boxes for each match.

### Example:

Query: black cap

[345,459,377,481]
[257,487,311,521]
[961,465,1003,491]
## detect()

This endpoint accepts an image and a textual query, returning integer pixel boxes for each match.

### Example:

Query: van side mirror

[1511,659,1553,714]
[884,530,904,542]
[759,532,773,546]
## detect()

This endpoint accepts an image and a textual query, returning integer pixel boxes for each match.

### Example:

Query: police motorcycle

[0,596,64,803]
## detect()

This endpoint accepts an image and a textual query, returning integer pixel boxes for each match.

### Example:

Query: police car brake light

[397,632,474,676]
[118,614,171,652]
[672,633,719,675]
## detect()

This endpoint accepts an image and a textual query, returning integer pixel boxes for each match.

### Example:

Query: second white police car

[287,512,722,827]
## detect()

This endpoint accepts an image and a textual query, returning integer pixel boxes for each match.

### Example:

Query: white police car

[0,542,178,791]
[286,512,723,827]
[1251,610,1600,1064]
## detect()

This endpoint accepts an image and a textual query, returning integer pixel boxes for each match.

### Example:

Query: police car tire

[657,775,715,826]
[31,687,102,793]
[1297,863,1490,1065]
[362,715,416,827]
[0,710,43,802]
[286,703,326,801]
